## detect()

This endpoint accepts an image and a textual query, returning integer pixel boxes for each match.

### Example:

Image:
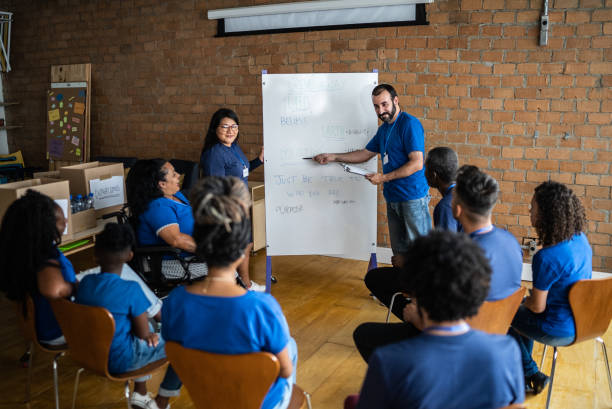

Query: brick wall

[2,0,611,271]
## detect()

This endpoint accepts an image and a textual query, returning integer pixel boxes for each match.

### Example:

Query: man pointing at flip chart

[313,83,431,255]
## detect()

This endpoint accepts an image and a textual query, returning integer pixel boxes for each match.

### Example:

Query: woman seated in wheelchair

[127,158,207,281]
[0,190,76,346]
[508,181,592,395]
[162,176,297,409]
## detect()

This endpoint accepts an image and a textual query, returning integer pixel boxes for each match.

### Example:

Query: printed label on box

[89,176,125,209]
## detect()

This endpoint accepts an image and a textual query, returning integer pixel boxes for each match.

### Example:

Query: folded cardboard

[32,170,61,179]
[59,161,126,218]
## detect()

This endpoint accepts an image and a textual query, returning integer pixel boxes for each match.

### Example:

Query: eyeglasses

[218,124,239,131]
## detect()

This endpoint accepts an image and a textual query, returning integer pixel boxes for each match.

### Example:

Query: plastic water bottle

[86,193,94,210]
[70,195,76,214]
[75,194,83,212]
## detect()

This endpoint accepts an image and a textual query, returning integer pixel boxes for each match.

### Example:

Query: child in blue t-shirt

[76,223,181,409]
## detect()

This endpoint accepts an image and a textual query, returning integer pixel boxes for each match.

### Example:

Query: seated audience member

[509,181,592,394]
[126,158,207,280]
[353,164,522,362]
[0,190,76,345]
[200,108,265,292]
[452,165,522,301]
[162,176,297,409]
[349,231,525,409]
[363,146,461,321]
[76,223,181,409]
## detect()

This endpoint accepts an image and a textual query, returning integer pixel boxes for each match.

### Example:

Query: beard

[378,104,397,123]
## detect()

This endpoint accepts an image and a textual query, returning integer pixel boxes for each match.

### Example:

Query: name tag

[383,153,389,165]
[243,167,249,178]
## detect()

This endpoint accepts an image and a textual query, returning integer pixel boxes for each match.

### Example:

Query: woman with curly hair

[162,176,296,409]
[0,190,76,345]
[509,181,592,394]
[127,158,207,280]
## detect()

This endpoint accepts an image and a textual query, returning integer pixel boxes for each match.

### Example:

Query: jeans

[387,196,432,254]
[508,305,574,378]
[353,322,420,363]
[364,266,408,321]
[125,331,182,397]
[272,337,298,409]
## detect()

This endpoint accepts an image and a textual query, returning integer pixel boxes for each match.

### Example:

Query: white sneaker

[248,280,266,292]
[130,392,153,409]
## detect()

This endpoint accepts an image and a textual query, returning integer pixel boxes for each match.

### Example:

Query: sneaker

[130,392,153,409]
[144,399,170,409]
[248,280,266,292]
[527,371,550,395]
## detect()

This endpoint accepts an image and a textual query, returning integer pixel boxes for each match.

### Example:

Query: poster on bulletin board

[46,82,87,161]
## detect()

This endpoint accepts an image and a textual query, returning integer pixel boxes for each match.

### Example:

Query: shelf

[0,125,23,130]
[0,102,19,107]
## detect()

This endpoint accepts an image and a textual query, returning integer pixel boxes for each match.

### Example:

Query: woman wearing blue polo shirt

[509,181,592,394]
[200,108,264,292]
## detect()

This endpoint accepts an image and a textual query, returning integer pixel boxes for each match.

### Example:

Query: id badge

[243,167,249,177]
[383,153,389,165]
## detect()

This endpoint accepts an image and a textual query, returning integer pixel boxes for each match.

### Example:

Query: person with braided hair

[509,181,592,395]
[0,189,76,345]
[162,176,297,409]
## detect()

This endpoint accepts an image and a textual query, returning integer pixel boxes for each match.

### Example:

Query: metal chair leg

[52,352,65,409]
[597,337,612,400]
[386,292,403,323]
[540,344,548,369]
[544,347,558,409]
[24,342,33,403]
[124,380,131,409]
[71,368,84,409]
[304,390,312,409]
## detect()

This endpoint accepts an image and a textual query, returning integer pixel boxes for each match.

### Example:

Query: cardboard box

[33,170,61,179]
[59,162,126,218]
[248,181,266,252]
[0,178,76,238]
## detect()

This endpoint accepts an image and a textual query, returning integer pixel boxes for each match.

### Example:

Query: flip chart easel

[261,71,379,292]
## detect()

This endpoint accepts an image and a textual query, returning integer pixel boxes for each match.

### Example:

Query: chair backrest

[165,341,280,409]
[569,277,612,344]
[467,287,526,335]
[497,403,526,409]
[50,298,116,377]
[169,159,199,195]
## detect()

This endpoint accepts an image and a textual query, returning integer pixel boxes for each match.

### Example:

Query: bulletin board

[46,83,87,161]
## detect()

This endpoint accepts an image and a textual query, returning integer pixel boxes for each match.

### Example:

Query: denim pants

[508,305,574,378]
[125,331,182,397]
[387,196,432,254]
[272,337,298,409]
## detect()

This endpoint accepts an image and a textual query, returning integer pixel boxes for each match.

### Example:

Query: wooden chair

[16,295,67,409]
[467,287,527,335]
[538,277,612,409]
[50,298,168,409]
[498,404,527,409]
[165,341,312,409]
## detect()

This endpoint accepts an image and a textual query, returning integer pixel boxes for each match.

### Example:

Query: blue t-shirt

[433,185,461,232]
[200,142,262,185]
[76,273,151,373]
[356,330,524,409]
[162,286,290,409]
[137,191,193,256]
[533,233,592,337]
[365,112,428,202]
[35,248,76,342]
[470,227,522,301]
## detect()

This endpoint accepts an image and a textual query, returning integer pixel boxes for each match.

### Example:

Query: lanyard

[470,225,494,236]
[444,183,456,196]
[229,144,247,169]
[382,113,400,157]
[424,322,470,334]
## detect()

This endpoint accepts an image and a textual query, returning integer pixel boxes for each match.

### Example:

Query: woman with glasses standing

[200,108,265,292]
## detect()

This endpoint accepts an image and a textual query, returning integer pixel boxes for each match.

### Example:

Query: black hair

[96,222,135,255]
[425,147,458,184]
[371,84,398,100]
[399,231,492,322]
[533,181,586,247]
[190,176,251,268]
[126,158,168,221]
[0,190,61,304]
[455,165,499,221]
[201,108,241,157]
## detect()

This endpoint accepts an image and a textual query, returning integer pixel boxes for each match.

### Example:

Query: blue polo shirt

[137,191,193,254]
[162,286,290,409]
[533,233,592,337]
[35,249,76,342]
[200,142,262,185]
[469,227,522,301]
[433,185,462,232]
[76,273,151,374]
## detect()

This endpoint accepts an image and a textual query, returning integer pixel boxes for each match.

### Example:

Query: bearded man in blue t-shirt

[313,83,431,255]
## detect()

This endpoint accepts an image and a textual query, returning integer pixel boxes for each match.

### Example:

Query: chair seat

[39,342,68,352]
[287,384,306,409]
[108,358,168,381]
